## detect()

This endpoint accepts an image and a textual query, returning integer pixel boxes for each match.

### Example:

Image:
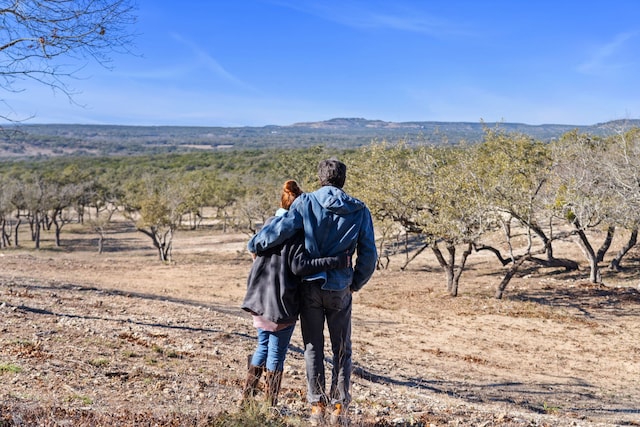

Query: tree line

[1,127,639,298]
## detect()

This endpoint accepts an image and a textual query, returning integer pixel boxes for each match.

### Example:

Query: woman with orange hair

[241,180,350,407]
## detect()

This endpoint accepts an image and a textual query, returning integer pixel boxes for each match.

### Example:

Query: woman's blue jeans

[250,324,295,372]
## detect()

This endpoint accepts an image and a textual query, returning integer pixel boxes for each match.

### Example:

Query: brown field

[1,220,639,426]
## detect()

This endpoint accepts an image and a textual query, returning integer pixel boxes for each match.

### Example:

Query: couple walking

[241,158,377,425]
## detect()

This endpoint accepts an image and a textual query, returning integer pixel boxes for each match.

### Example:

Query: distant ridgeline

[1,117,637,159]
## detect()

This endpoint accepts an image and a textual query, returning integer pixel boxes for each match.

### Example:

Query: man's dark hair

[318,158,347,188]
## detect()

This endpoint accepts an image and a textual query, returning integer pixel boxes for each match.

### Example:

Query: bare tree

[236,184,279,235]
[0,0,137,120]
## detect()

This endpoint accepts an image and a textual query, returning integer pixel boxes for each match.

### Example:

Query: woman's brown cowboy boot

[264,370,283,406]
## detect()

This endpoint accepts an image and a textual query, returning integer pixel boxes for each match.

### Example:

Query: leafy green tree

[199,171,238,232]
[551,130,620,283]
[122,172,188,262]
[427,145,488,296]
[350,141,431,268]
[81,166,125,253]
[89,201,118,254]
[273,145,332,191]
[351,141,486,296]
[44,181,77,246]
[470,128,577,298]
[42,164,93,246]
[177,170,212,230]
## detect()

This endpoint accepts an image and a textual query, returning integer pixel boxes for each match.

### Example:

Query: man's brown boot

[329,403,349,425]
[309,402,326,426]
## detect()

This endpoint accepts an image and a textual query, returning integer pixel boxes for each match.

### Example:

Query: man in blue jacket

[248,158,377,426]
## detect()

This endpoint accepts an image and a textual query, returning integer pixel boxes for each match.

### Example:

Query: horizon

[11,116,631,129]
[3,1,640,127]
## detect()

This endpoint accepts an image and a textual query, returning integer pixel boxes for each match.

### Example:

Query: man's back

[294,186,377,291]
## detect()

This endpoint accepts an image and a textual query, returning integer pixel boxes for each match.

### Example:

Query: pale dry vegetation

[1,220,640,426]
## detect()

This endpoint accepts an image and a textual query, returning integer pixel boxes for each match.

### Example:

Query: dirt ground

[1,222,639,426]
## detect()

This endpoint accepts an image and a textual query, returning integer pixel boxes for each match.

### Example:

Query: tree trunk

[43,213,52,231]
[34,214,41,249]
[159,228,173,262]
[400,242,429,270]
[609,228,637,271]
[14,218,21,247]
[29,214,37,241]
[162,228,173,262]
[495,256,528,299]
[223,210,229,233]
[574,226,601,283]
[473,243,511,266]
[431,243,454,295]
[31,211,42,249]
[375,232,389,270]
[95,225,106,254]
[450,242,473,297]
[431,242,470,297]
[137,226,173,262]
[77,203,85,224]
[595,226,615,263]
[475,241,579,271]
[52,215,62,247]
[446,245,456,295]
[1,218,8,248]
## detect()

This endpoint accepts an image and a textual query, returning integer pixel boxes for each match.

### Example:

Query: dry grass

[1,221,640,426]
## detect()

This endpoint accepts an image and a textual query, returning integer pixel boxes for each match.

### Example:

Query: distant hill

[1,118,639,159]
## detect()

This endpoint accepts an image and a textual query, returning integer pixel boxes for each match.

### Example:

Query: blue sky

[4,0,640,126]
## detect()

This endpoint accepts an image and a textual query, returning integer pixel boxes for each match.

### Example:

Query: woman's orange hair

[281,180,303,210]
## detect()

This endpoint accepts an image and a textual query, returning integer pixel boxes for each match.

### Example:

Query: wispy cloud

[578,31,636,75]
[170,33,254,89]
[119,33,254,89]
[268,0,472,38]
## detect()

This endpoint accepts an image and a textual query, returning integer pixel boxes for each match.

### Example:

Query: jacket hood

[314,186,365,215]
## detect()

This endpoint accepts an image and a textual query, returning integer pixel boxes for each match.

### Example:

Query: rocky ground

[1,226,640,426]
